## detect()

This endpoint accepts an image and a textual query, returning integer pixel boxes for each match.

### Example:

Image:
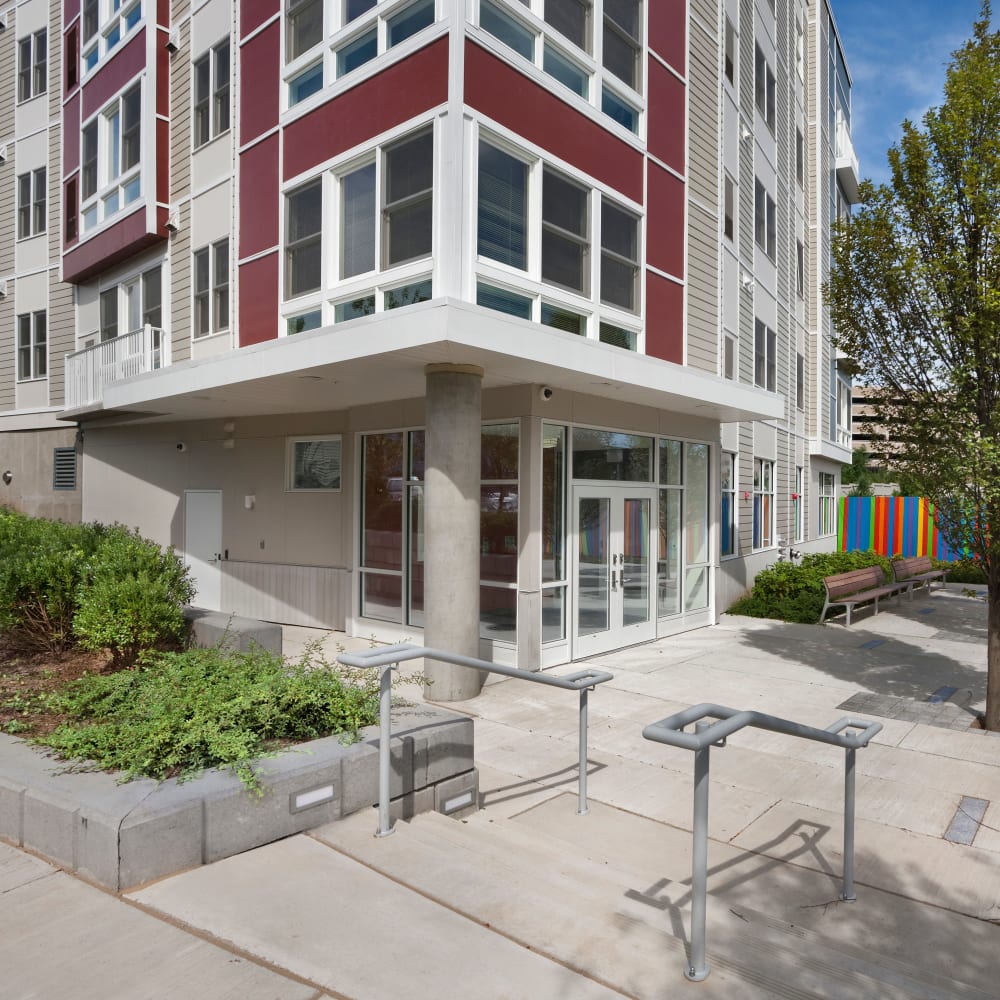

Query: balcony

[835,113,860,203]
[64,325,171,411]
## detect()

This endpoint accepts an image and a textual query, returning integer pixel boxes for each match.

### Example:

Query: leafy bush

[938,557,987,584]
[73,526,194,667]
[728,549,890,624]
[37,644,385,791]
[0,509,107,653]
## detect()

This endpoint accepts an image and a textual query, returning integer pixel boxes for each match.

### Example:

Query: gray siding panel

[222,561,350,630]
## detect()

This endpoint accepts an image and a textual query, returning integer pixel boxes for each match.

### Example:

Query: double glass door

[573,486,657,657]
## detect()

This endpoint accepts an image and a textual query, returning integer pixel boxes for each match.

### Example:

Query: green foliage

[939,557,988,584]
[37,644,387,792]
[728,550,891,624]
[841,448,875,497]
[73,526,194,667]
[0,508,107,653]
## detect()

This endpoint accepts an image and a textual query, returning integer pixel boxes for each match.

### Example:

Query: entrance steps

[314,792,999,999]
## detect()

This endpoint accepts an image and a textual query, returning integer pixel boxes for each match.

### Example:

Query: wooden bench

[820,566,908,625]
[892,555,947,597]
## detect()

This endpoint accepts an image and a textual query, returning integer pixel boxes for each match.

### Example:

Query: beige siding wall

[170,12,193,363]
[0,6,16,412]
[686,0,721,375]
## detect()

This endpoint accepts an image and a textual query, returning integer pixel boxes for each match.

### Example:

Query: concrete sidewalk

[3,585,1000,998]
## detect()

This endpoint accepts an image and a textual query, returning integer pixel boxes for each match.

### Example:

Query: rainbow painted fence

[838,497,965,561]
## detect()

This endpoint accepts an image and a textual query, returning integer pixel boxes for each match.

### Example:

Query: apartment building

[0,0,857,685]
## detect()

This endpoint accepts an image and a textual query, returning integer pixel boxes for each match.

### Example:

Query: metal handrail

[643,703,883,983]
[337,643,613,837]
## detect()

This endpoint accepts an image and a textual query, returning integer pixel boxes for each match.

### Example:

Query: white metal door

[184,490,223,611]
[572,486,657,658]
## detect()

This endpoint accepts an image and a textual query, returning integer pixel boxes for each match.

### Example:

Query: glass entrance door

[573,486,657,657]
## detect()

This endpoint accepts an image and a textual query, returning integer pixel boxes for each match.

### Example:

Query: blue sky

[832,0,988,186]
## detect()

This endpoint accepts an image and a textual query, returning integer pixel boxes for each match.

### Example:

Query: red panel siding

[63,92,80,174]
[62,210,164,282]
[242,0,280,38]
[465,41,643,203]
[64,0,80,24]
[240,23,280,144]
[156,118,170,218]
[283,38,448,180]
[240,133,280,257]
[646,162,684,278]
[645,272,684,364]
[648,0,686,76]
[81,30,146,117]
[157,0,170,28]
[647,58,685,175]
[239,253,280,346]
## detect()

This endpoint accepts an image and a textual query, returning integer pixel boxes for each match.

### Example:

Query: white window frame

[193,239,230,338]
[754,42,775,133]
[753,319,776,392]
[721,451,737,558]
[79,82,144,235]
[794,466,804,543]
[97,261,164,341]
[17,29,47,103]
[474,0,645,136]
[16,311,47,381]
[752,458,775,551]
[754,178,776,261]
[16,168,46,240]
[193,39,231,149]
[819,471,837,536]
[82,0,143,77]
[286,435,343,491]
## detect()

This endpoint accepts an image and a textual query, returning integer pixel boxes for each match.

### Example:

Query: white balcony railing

[835,113,860,203]
[64,325,171,410]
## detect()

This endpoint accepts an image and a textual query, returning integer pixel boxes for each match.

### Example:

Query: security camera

[539,386,554,402]
[176,442,187,452]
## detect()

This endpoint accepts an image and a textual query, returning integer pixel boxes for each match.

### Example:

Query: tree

[828,2,1000,729]
[841,447,875,497]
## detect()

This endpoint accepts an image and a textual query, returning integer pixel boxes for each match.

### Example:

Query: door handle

[611,569,617,591]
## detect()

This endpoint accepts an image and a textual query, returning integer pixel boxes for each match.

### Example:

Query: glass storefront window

[572,428,653,481]
[542,424,565,584]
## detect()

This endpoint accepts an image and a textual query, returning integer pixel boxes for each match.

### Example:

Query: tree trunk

[985,571,1000,731]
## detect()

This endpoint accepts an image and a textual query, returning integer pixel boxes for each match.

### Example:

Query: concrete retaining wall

[0,706,475,891]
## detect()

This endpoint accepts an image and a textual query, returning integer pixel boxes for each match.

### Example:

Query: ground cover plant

[728,550,891,624]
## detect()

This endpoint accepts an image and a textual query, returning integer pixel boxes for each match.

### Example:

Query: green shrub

[37,644,385,791]
[0,508,106,653]
[73,526,194,667]
[728,549,890,624]
[938,557,987,584]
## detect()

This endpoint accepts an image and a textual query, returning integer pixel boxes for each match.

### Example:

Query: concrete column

[423,363,485,701]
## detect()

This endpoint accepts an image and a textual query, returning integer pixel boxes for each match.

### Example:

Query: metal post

[375,662,395,838]
[577,687,589,815]
[840,746,856,900]
[686,721,711,982]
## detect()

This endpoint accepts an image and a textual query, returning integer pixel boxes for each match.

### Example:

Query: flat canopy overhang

[61,298,784,425]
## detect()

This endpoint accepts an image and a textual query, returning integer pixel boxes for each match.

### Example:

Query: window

[819,471,836,535]
[754,178,776,260]
[286,0,322,60]
[541,302,585,334]
[599,322,637,350]
[287,435,342,490]
[482,0,534,59]
[82,0,142,74]
[794,466,804,542]
[603,0,640,91]
[193,40,230,148]
[478,142,528,270]
[478,282,532,319]
[383,128,434,267]
[724,333,736,380]
[194,239,230,337]
[795,18,804,81]
[285,179,323,298]
[341,162,376,278]
[80,84,143,233]
[724,16,735,86]
[17,30,47,102]
[796,352,804,409]
[752,458,774,549]
[53,448,78,491]
[796,240,805,298]
[546,0,590,50]
[387,0,434,47]
[287,309,323,334]
[721,452,736,557]
[67,26,79,89]
[542,169,589,295]
[66,179,78,243]
[17,312,47,381]
[724,174,735,242]
[754,43,775,132]
[16,169,46,240]
[600,201,638,311]
[754,319,776,392]
[796,128,804,185]
[98,265,162,340]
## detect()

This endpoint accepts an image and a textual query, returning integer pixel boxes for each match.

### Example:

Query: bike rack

[337,643,613,837]
[642,703,882,982]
